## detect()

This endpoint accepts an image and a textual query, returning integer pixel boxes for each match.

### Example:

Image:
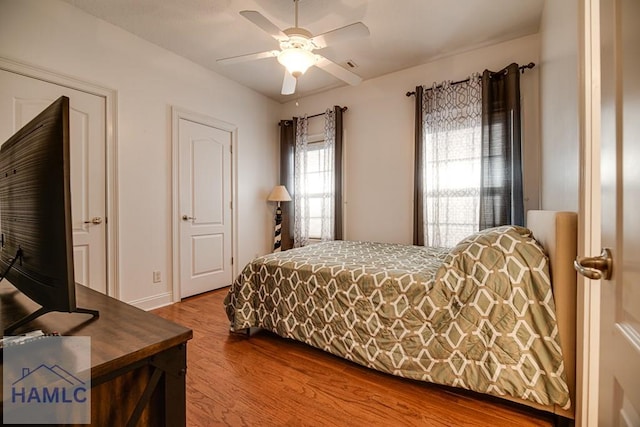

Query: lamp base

[273,205,283,252]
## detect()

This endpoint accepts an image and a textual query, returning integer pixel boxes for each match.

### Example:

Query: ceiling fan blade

[315,56,362,86]
[311,22,370,49]
[240,10,288,42]
[217,50,279,65]
[281,71,297,95]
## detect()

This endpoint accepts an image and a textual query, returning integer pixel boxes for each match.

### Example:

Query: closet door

[0,70,107,294]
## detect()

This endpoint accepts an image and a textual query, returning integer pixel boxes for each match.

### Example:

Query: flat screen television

[0,96,98,335]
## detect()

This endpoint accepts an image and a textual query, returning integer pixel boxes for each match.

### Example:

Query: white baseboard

[127,291,174,311]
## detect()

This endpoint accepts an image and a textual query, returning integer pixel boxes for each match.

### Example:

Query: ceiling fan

[217,0,370,95]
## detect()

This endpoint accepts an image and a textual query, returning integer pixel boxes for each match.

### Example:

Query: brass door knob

[574,248,613,280]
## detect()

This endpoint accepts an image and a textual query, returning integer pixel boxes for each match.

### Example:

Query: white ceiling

[62,0,544,103]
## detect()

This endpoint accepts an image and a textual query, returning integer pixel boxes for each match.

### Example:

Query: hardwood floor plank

[153,288,555,427]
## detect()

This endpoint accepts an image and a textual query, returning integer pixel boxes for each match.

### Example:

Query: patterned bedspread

[224,226,570,409]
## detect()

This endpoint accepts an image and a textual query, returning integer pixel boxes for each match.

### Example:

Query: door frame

[171,106,238,302]
[577,0,603,425]
[0,56,120,299]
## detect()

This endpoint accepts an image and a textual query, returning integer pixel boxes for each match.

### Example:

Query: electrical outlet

[153,271,161,283]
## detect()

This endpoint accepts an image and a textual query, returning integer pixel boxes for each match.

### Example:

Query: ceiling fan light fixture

[277,48,316,78]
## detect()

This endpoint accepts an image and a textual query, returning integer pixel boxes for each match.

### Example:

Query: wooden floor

[153,288,556,427]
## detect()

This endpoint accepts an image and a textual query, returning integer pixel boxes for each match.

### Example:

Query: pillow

[454,225,533,248]
[437,225,551,302]
[428,225,567,407]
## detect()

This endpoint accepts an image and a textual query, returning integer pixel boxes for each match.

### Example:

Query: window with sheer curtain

[294,109,336,247]
[279,106,344,250]
[413,65,524,248]
[420,76,482,248]
[300,139,331,239]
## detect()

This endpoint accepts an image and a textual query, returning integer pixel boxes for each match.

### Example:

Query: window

[291,108,342,248]
[423,125,481,247]
[300,138,331,240]
[420,78,482,248]
[415,68,525,248]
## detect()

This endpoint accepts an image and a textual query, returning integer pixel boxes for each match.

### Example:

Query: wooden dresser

[1,282,193,426]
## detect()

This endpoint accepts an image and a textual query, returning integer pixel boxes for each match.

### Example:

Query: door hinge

[231,257,234,265]
[230,200,233,209]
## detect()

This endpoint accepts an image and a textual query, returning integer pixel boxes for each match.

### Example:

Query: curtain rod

[405,62,536,97]
[279,106,348,125]
[307,106,348,119]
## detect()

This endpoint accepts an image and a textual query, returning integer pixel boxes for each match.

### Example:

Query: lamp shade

[267,185,292,202]
[277,48,316,77]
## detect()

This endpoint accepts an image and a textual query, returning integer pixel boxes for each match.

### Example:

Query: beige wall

[0,0,578,307]
[281,35,541,244]
[539,0,580,211]
[0,0,280,308]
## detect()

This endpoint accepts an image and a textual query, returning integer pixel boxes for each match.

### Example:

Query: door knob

[182,215,196,221]
[574,248,613,280]
[83,217,103,225]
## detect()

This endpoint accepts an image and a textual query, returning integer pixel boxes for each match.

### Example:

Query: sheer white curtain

[293,110,335,247]
[294,115,309,247]
[421,75,482,247]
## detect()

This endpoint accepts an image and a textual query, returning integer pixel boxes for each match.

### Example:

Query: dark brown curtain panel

[413,86,425,246]
[480,63,524,228]
[333,106,344,240]
[279,119,296,250]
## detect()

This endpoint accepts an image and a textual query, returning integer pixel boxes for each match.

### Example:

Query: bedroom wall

[539,0,580,211]
[280,34,541,244]
[0,0,280,308]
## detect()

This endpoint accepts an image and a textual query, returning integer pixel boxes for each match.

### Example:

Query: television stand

[1,282,192,426]
[3,305,99,335]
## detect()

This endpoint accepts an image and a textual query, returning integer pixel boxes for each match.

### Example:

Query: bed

[224,210,577,419]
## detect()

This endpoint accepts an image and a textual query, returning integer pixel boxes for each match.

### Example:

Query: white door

[0,71,107,294]
[582,0,640,424]
[178,118,233,298]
